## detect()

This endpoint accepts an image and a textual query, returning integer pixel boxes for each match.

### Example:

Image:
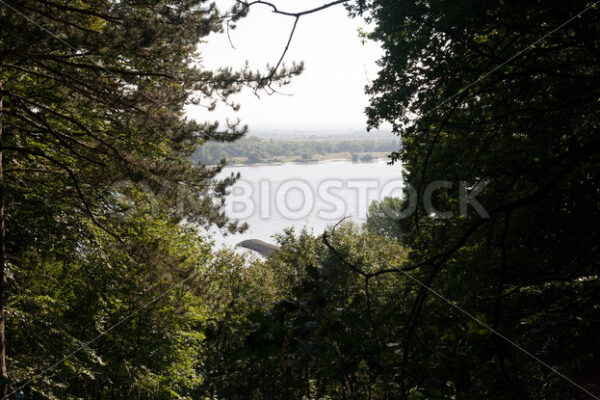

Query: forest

[0,0,599,399]
[192,137,400,164]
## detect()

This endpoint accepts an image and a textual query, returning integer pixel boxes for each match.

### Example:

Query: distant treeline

[192,136,401,165]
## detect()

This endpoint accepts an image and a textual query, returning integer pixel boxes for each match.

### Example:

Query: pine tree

[0,0,301,395]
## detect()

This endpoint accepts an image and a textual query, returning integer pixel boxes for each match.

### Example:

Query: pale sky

[187,0,383,128]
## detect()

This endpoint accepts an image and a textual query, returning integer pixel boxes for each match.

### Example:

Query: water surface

[212,159,403,247]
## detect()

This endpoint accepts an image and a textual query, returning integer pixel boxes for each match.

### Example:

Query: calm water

[211,159,403,247]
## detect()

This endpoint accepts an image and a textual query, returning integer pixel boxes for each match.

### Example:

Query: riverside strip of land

[192,135,400,166]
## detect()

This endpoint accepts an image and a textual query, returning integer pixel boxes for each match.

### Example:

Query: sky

[186,0,383,129]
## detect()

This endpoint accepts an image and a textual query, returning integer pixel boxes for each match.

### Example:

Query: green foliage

[192,137,400,165]
[0,0,299,398]
[365,197,405,239]
[11,205,214,399]
[197,1,600,399]
[200,225,412,399]
[353,0,600,398]
[3,1,600,399]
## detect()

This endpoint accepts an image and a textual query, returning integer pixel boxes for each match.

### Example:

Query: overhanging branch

[233,0,350,86]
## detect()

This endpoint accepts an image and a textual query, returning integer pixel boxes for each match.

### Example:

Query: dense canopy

[0,0,298,397]
[0,0,599,399]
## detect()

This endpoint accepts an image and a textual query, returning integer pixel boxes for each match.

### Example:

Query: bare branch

[226,21,237,50]
[234,0,350,87]
[236,0,349,18]
[269,16,299,81]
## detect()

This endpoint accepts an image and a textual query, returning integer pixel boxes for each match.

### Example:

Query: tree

[365,197,405,239]
[199,224,410,399]
[0,0,300,396]
[360,153,374,162]
[246,152,262,164]
[356,0,600,398]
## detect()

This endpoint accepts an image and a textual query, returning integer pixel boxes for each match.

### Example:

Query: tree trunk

[0,51,9,397]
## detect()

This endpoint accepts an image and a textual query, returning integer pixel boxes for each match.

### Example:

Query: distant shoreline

[206,152,391,168]
[225,158,388,168]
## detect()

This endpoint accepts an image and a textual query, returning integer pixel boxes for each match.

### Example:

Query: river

[211,159,404,248]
